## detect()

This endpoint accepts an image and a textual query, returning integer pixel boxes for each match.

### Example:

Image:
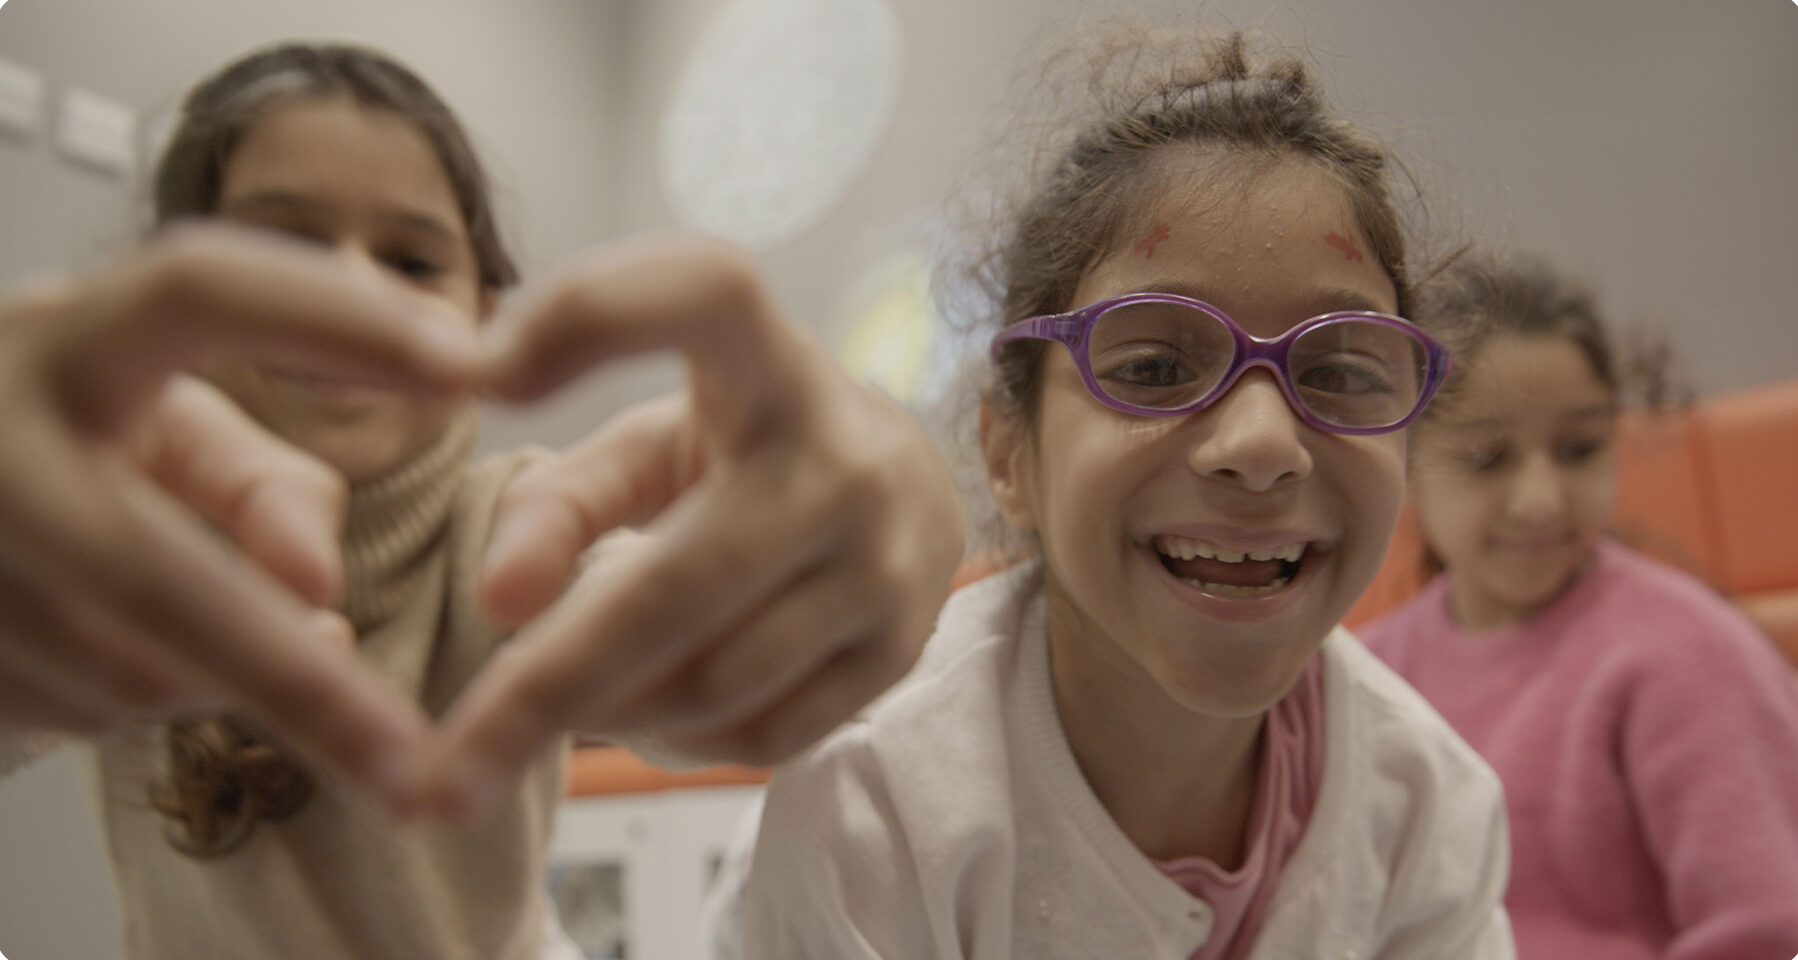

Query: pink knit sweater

[1360,539,1798,960]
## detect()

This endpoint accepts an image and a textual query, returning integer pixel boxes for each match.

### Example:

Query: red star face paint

[1324,230,1364,263]
[1132,222,1173,259]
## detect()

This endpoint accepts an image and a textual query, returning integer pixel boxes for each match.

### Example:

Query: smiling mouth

[1152,534,1306,598]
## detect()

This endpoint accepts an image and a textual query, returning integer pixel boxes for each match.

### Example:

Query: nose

[1184,370,1314,492]
[1504,452,1567,525]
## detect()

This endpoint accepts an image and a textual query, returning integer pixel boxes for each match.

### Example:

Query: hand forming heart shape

[0,226,966,823]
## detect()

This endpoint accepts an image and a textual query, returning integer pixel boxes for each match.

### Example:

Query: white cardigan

[741,564,1514,959]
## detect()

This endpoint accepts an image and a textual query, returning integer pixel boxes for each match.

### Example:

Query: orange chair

[565,745,768,797]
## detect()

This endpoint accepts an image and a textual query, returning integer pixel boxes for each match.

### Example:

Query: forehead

[1435,336,1615,431]
[1076,154,1398,325]
[219,96,463,224]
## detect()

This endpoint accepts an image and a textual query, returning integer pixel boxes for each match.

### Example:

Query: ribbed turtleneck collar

[339,410,478,631]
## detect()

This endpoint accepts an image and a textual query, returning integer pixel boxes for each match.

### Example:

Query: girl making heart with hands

[0,41,963,960]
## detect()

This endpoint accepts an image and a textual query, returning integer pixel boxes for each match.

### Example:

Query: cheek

[1025,386,1173,547]
[1571,467,1619,532]
[1349,435,1408,526]
[1409,471,1490,561]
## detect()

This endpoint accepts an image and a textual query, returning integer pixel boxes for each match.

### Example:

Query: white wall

[3,0,1794,438]
[607,0,1798,398]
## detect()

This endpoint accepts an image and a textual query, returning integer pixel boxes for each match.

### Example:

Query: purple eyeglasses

[990,292,1451,435]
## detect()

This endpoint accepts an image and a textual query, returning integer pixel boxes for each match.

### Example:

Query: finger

[478,394,696,627]
[5,453,432,810]
[482,234,809,448]
[50,224,482,435]
[594,559,893,736]
[0,629,215,731]
[0,564,226,726]
[0,669,116,735]
[434,469,853,816]
[0,569,359,736]
[656,634,902,768]
[437,405,894,811]
[131,376,348,607]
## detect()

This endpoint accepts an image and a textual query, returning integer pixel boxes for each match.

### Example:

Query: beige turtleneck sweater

[89,411,570,960]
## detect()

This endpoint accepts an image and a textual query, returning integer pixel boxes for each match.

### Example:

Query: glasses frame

[989,291,1451,435]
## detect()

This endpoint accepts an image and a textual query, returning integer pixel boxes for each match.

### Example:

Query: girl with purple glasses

[1359,251,1798,960]
[739,26,1514,959]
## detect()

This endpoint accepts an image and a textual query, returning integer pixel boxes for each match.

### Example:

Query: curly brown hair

[148,715,318,857]
[1413,248,1688,420]
[929,23,1441,555]
[977,27,1424,425]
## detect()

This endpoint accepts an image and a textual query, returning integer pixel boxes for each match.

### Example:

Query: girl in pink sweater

[1359,250,1798,960]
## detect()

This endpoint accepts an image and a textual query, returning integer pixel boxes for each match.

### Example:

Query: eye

[1555,435,1610,464]
[1294,356,1395,396]
[1459,443,1507,472]
[383,251,444,282]
[1100,348,1194,388]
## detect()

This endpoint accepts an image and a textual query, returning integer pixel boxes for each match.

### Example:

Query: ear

[979,399,1038,534]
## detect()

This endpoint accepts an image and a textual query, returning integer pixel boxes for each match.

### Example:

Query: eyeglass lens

[1085,300,1428,428]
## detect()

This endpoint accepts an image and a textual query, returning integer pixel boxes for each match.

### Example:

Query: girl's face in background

[203,96,488,482]
[1410,335,1618,629]
[987,158,1407,722]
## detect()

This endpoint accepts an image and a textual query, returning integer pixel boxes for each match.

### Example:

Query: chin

[301,431,423,483]
[1157,635,1319,720]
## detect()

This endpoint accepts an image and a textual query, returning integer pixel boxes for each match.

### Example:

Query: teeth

[1179,576,1292,597]
[1155,535,1306,564]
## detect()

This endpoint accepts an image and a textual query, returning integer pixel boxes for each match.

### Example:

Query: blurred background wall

[1,0,1793,955]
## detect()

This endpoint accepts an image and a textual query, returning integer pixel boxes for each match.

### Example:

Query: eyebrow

[1130,280,1393,316]
[218,189,463,240]
[1450,405,1618,432]
[1562,405,1619,425]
